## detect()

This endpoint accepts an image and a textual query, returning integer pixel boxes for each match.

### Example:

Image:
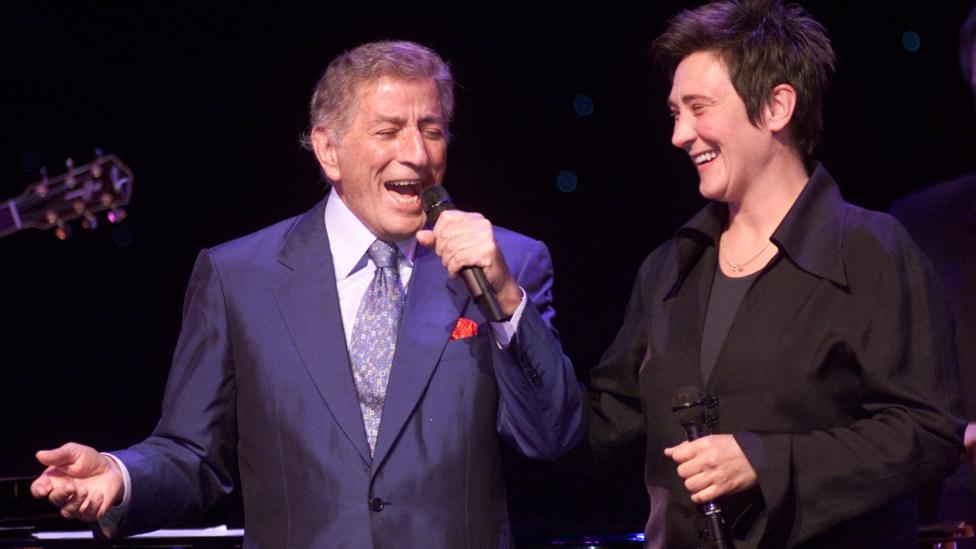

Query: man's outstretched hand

[31,442,124,522]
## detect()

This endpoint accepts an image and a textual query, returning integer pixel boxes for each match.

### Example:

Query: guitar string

[15,183,68,208]
[6,162,126,226]
[11,182,80,217]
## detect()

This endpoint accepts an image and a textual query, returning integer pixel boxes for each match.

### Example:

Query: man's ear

[763,83,797,133]
[311,126,341,183]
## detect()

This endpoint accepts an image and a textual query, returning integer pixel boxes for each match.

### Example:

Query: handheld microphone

[671,386,732,549]
[420,185,509,322]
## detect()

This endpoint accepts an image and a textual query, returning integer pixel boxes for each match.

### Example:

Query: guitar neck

[0,199,22,238]
[0,154,132,241]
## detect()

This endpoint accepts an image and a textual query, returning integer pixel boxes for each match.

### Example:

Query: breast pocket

[439,334,492,364]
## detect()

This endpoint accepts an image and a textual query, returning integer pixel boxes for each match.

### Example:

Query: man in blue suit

[31,40,584,548]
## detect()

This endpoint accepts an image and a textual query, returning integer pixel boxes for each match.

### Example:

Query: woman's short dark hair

[652,0,835,156]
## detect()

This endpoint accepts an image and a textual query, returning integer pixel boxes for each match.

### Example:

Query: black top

[701,269,759,384]
[586,163,964,548]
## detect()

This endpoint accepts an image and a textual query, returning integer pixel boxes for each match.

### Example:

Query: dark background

[3,0,975,536]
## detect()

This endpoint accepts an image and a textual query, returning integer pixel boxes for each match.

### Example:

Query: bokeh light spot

[902,30,921,52]
[573,94,595,117]
[557,170,578,193]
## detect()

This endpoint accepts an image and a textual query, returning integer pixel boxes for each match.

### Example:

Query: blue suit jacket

[111,195,584,548]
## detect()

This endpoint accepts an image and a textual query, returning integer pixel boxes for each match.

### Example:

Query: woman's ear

[764,83,797,133]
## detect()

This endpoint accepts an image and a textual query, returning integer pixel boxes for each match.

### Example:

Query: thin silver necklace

[724,239,772,272]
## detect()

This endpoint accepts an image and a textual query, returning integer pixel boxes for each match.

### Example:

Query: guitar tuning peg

[92,149,105,178]
[54,220,71,241]
[82,212,98,231]
[108,207,127,224]
[64,158,78,188]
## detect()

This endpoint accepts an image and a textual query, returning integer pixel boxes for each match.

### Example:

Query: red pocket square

[450,317,479,340]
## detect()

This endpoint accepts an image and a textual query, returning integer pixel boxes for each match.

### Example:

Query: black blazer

[588,165,964,548]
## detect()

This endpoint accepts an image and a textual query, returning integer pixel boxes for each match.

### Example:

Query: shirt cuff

[490,286,527,349]
[96,452,132,535]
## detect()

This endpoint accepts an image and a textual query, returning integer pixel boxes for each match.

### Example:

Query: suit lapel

[667,245,714,390]
[272,197,372,466]
[370,243,469,471]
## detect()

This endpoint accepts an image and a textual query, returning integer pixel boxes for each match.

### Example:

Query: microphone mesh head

[671,385,706,426]
[671,385,703,408]
[421,185,451,213]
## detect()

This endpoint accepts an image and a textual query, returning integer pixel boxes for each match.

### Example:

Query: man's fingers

[32,442,117,523]
[37,442,96,473]
[77,491,104,522]
[428,211,502,279]
[432,209,476,231]
[36,445,75,468]
[436,233,485,273]
[415,229,435,248]
[30,475,52,498]
[432,212,489,247]
[98,491,117,518]
[48,483,76,507]
[60,493,84,518]
[445,241,492,274]
[51,483,106,522]
[89,491,109,519]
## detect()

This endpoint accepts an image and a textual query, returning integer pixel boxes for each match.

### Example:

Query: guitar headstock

[2,153,133,240]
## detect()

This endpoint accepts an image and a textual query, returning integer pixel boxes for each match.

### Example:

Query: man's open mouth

[385,180,423,204]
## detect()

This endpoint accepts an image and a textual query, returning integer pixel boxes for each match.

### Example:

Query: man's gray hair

[302,40,454,146]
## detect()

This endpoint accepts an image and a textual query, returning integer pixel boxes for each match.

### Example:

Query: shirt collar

[672,162,848,293]
[324,187,417,280]
[770,163,848,286]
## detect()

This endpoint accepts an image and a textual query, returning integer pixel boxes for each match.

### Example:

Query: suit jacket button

[369,497,385,512]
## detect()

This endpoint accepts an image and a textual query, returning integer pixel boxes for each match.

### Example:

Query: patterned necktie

[349,239,405,455]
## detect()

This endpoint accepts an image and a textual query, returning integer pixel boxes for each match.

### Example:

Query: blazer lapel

[370,243,469,470]
[667,245,714,390]
[272,197,372,466]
